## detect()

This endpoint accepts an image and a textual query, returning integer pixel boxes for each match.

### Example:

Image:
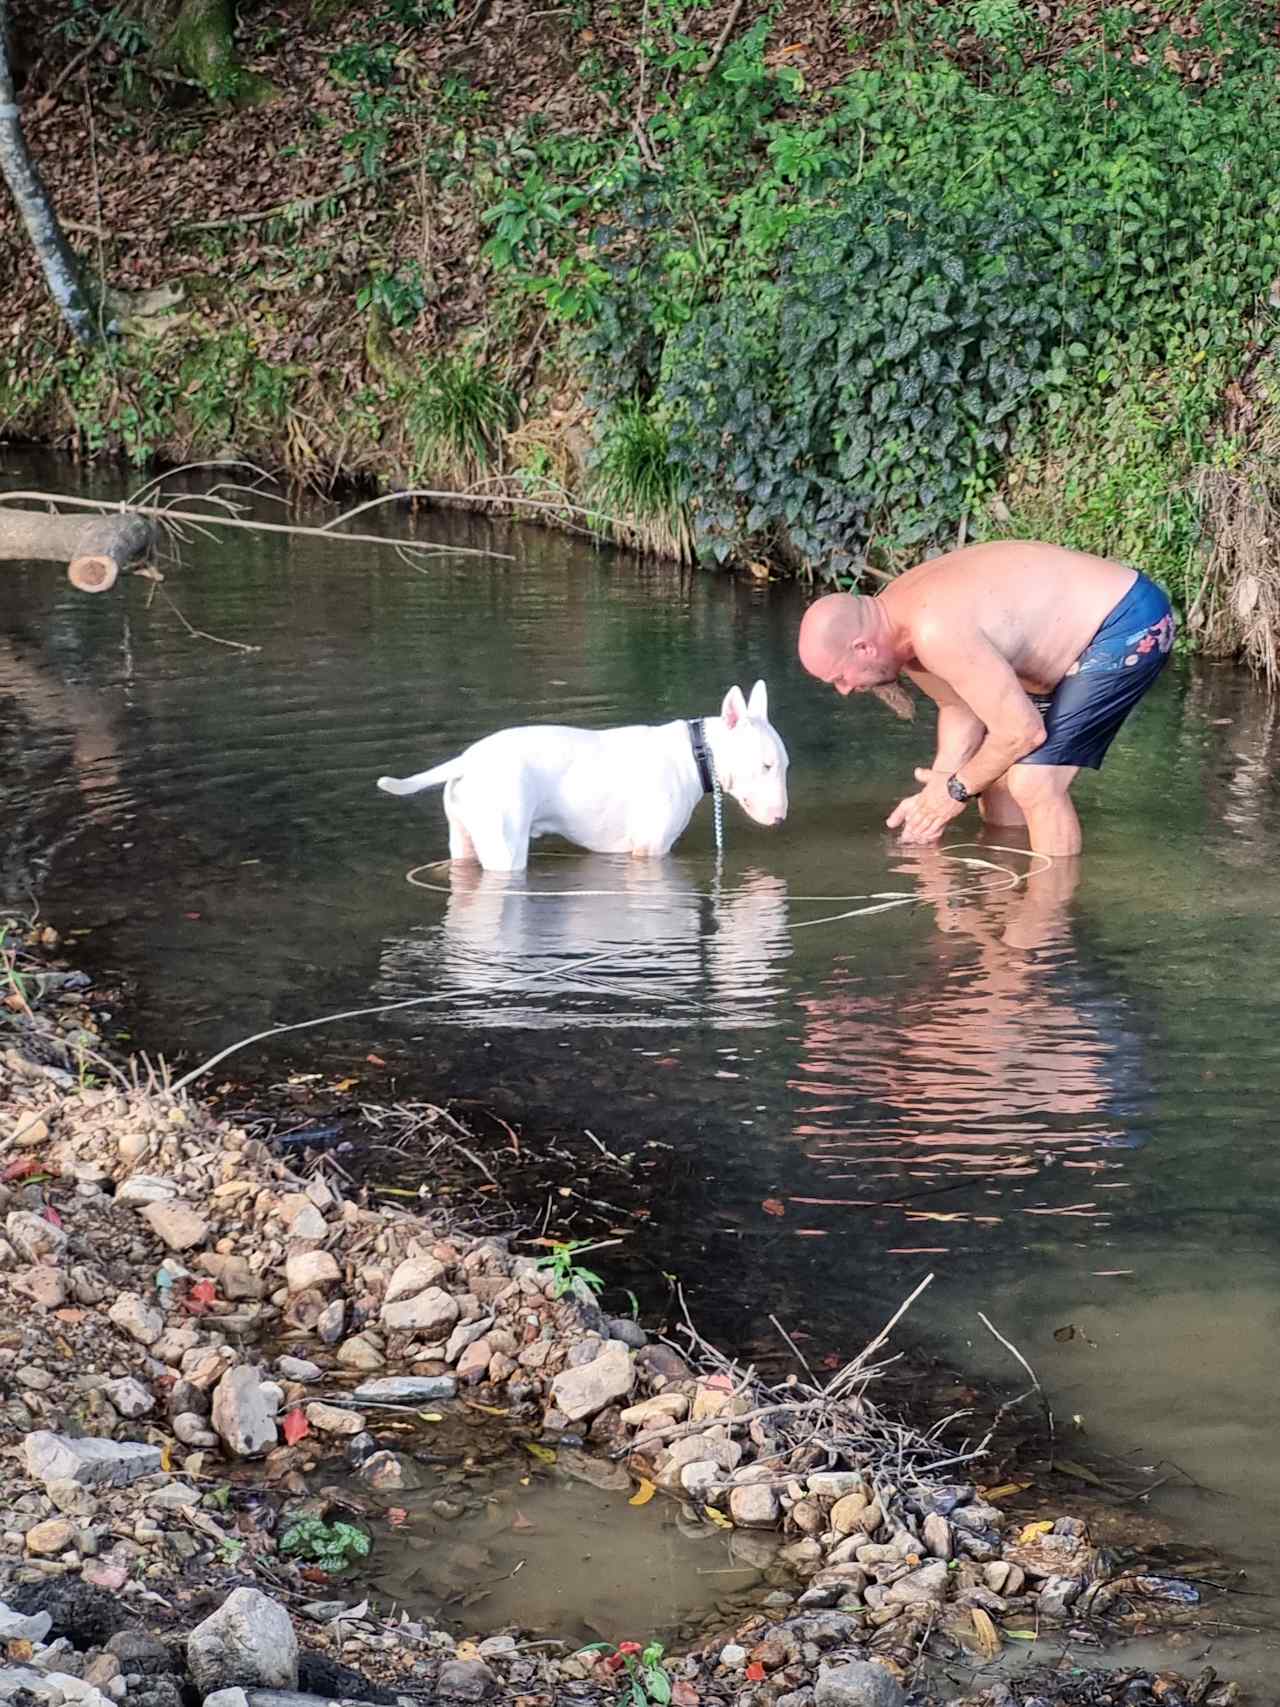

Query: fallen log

[0,508,154,592]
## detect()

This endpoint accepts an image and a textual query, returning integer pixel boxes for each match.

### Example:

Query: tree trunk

[0,509,153,591]
[0,5,99,345]
[148,0,273,103]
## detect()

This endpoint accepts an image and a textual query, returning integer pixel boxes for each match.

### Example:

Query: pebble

[26,1517,77,1556]
[304,1402,366,1435]
[549,1339,635,1421]
[284,1250,342,1292]
[358,1449,425,1491]
[620,1392,688,1427]
[730,1482,782,1526]
[276,1357,323,1383]
[384,1254,446,1302]
[316,1299,346,1343]
[114,1174,179,1205]
[211,1365,279,1457]
[815,1659,907,1707]
[173,1412,220,1447]
[103,1377,154,1419]
[351,1375,457,1403]
[380,1286,460,1336]
[141,1199,209,1250]
[335,1335,383,1371]
[107,1293,163,1347]
[720,1644,748,1667]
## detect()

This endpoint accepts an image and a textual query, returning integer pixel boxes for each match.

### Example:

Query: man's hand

[886,767,970,843]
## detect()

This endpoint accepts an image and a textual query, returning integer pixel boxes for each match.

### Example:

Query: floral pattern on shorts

[1067,608,1177,676]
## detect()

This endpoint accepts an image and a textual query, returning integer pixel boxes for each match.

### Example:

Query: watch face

[947,775,969,803]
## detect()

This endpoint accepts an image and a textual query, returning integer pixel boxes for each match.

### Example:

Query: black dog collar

[687,719,716,795]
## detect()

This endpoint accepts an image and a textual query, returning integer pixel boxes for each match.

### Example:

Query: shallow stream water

[3,453,1279,1679]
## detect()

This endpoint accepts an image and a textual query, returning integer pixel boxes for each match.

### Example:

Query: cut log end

[67,554,120,594]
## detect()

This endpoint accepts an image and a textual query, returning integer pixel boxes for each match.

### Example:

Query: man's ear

[721,686,748,729]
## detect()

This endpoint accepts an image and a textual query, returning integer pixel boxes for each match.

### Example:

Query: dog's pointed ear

[747,679,768,721]
[721,685,748,729]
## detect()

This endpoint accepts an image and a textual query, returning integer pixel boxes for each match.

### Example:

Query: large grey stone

[211,1365,279,1457]
[884,1559,949,1605]
[25,1430,162,1488]
[0,1600,53,1641]
[384,1255,445,1302]
[549,1340,634,1421]
[729,1482,781,1526]
[435,1658,496,1699]
[380,1286,459,1336]
[815,1660,907,1707]
[188,1587,298,1692]
[351,1375,457,1404]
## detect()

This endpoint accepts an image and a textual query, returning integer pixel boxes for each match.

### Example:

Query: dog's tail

[377,758,464,796]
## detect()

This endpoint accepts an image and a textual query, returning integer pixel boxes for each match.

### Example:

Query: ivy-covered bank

[2,1,1280,668]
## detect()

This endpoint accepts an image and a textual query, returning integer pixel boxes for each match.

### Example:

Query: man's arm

[916,633,1045,793]
[888,635,1044,843]
[906,670,988,772]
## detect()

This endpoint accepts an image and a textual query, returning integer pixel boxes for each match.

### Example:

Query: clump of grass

[405,351,515,484]
[591,400,693,562]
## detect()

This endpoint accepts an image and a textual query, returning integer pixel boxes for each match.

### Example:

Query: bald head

[797,592,868,680]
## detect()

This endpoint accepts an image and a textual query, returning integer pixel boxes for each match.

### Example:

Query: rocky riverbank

[0,920,1246,1707]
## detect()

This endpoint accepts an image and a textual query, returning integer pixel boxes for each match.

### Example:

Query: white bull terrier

[377,681,789,872]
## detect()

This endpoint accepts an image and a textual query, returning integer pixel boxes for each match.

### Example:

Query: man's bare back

[881,541,1137,697]
[798,539,1175,857]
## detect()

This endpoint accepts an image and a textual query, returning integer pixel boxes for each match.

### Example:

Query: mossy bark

[149,0,275,104]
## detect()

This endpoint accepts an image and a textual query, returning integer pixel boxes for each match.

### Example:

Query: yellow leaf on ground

[979,1481,1031,1501]
[417,1411,444,1423]
[332,1077,358,1092]
[524,1442,557,1465]
[464,1401,510,1416]
[970,1608,1000,1660]
[1005,1630,1039,1641]
[1017,1519,1054,1543]
[160,1442,173,1473]
[628,1478,657,1507]
[702,1506,732,1529]
[455,1641,481,1663]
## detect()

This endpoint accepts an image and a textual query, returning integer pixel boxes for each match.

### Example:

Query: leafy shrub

[660,193,1070,571]
[590,401,684,523]
[279,1517,371,1573]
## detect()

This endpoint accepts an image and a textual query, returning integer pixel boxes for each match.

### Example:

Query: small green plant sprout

[581,1639,672,1706]
[533,1238,607,1302]
[0,925,33,1018]
[279,1516,371,1573]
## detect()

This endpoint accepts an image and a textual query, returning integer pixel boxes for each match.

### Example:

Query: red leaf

[366,1053,386,1066]
[672,1685,701,1707]
[42,1205,62,1228]
[282,1407,310,1445]
[387,1507,408,1526]
[185,1278,218,1315]
[761,1198,786,1217]
[2,1157,44,1182]
[745,1662,767,1682]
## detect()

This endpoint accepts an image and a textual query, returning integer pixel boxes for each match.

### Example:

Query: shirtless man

[797,541,1176,855]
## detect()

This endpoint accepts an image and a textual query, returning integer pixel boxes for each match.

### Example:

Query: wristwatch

[946,773,973,804]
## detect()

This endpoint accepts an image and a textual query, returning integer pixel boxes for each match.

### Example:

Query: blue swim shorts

[1018,572,1176,771]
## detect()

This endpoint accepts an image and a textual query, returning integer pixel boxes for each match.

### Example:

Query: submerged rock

[351,1375,457,1403]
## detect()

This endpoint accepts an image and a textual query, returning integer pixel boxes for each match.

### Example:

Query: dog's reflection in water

[377,855,791,1031]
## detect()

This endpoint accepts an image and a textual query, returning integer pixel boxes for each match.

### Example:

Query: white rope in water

[167,842,1051,1094]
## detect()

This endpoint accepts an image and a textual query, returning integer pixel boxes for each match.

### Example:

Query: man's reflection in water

[377,857,791,1032]
[790,836,1146,1235]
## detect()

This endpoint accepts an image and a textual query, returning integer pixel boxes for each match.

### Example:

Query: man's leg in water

[1005,762,1082,857]
[979,772,1027,828]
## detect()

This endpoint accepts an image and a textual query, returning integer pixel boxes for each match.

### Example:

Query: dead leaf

[455,1640,482,1662]
[702,1506,732,1529]
[628,1478,656,1507]
[511,1510,535,1531]
[282,1407,310,1446]
[387,1507,408,1526]
[332,1077,358,1092]
[1053,1322,1097,1347]
[970,1606,1000,1660]
[761,1198,786,1217]
[524,1441,557,1465]
[980,1480,1031,1501]
[1017,1520,1054,1543]
[366,1053,386,1065]
[671,1684,701,1706]
[160,1442,173,1473]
